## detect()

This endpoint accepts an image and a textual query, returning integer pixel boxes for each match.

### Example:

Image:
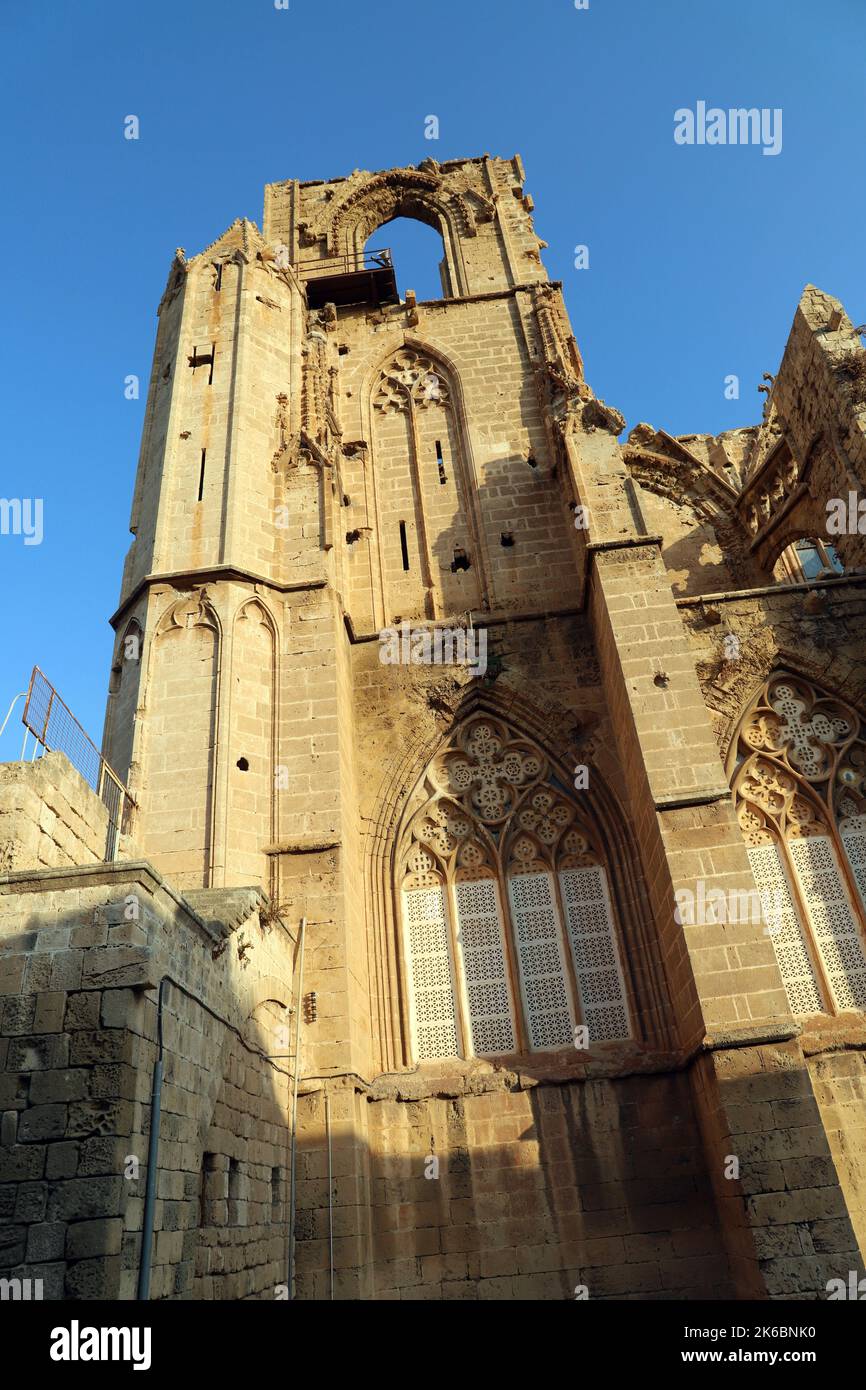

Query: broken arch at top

[325,168,485,256]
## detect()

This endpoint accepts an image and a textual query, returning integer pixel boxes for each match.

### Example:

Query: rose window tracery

[437,720,546,827]
[373,348,450,414]
[741,676,858,792]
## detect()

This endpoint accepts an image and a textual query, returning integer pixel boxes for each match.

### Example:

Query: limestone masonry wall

[0,753,110,875]
[3,157,866,1301]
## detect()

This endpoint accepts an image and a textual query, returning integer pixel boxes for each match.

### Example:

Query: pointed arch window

[370,344,488,621]
[731,673,866,1015]
[399,717,631,1061]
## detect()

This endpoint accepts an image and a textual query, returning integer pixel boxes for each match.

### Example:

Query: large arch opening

[364,216,449,303]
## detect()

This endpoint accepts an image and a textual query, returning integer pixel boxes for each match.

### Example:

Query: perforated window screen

[746,843,824,1015]
[559,865,631,1042]
[507,871,574,1049]
[841,815,866,914]
[453,878,516,1056]
[788,835,866,1011]
[402,886,460,1059]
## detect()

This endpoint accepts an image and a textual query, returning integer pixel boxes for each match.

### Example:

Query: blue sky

[1,0,864,757]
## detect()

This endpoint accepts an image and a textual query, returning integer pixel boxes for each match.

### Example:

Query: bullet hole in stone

[236,757,249,771]
[346,529,361,544]
[527,455,538,469]
[653,672,669,689]
[500,532,514,547]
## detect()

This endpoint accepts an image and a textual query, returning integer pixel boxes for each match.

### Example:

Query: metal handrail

[0,691,27,753]
[293,246,393,278]
[21,666,135,861]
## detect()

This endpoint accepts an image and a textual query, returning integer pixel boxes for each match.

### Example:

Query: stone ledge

[0,860,217,941]
[184,886,267,935]
[312,1043,724,1102]
[701,1021,801,1051]
[262,839,340,857]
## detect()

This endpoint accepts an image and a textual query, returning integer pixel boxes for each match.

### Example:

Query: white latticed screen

[507,871,574,1049]
[746,844,824,1015]
[559,865,630,1042]
[453,879,516,1055]
[841,815,866,915]
[402,886,460,1059]
[788,835,866,1011]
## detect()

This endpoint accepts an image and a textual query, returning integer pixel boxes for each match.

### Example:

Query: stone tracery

[398,716,630,1060]
[372,347,450,414]
[732,672,866,1014]
[736,674,865,818]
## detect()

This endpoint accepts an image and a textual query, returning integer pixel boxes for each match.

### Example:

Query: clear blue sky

[1,0,864,759]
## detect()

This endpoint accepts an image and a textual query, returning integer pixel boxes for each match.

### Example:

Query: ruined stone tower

[3,156,866,1301]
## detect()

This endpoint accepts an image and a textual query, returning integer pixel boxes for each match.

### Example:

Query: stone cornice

[109,567,328,630]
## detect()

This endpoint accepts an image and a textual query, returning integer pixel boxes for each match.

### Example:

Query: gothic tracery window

[371,346,484,621]
[399,716,632,1061]
[731,674,866,1015]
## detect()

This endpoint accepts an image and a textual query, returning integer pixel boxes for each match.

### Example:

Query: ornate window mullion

[445,875,474,1059]
[550,864,584,1034]
[781,832,833,1013]
[495,861,529,1055]
[778,799,833,1011]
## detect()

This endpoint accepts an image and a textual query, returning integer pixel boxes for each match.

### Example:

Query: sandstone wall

[0,862,295,1300]
[0,753,111,874]
[806,1043,866,1262]
[294,1069,732,1301]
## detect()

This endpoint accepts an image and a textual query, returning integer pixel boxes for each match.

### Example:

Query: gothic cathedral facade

[3,156,866,1300]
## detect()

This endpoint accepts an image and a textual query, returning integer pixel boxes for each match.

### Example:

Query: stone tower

[3,156,866,1301]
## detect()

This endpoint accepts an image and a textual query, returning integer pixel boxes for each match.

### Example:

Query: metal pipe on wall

[325,1090,334,1301]
[137,977,168,1301]
[287,916,306,1299]
[136,971,292,1301]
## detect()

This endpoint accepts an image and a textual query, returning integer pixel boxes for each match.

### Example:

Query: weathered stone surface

[17,1105,67,1143]
[81,949,152,990]
[25,1222,65,1262]
[65,1218,123,1260]
[46,1176,124,1223]
[1,159,866,1306]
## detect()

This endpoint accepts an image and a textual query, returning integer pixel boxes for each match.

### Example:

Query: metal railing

[21,666,135,862]
[293,246,393,280]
